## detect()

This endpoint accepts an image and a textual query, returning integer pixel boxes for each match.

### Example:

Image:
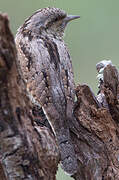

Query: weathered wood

[71,65,119,179]
[0,162,6,180]
[0,13,59,180]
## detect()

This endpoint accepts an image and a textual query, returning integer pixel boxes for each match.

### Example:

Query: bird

[15,7,80,175]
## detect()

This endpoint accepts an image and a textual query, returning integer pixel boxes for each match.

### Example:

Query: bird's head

[20,7,80,39]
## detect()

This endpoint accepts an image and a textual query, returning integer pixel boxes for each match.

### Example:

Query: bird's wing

[16,34,67,119]
[52,39,76,121]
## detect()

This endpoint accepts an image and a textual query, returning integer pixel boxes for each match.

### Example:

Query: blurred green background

[1,0,119,179]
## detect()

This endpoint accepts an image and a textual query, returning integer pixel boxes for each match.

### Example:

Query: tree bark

[0,13,59,180]
[0,13,119,180]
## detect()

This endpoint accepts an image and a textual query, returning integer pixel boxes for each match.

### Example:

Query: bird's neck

[40,29,64,41]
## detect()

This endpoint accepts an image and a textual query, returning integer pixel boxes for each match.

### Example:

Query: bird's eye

[54,17,58,22]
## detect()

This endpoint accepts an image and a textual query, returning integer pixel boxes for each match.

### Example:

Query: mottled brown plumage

[15,7,80,175]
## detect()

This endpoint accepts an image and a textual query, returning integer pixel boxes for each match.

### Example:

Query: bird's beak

[64,15,80,24]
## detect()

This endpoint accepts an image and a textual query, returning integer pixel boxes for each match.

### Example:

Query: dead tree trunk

[0,13,59,180]
[0,13,119,180]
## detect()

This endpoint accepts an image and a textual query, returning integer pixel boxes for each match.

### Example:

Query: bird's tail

[57,128,78,175]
